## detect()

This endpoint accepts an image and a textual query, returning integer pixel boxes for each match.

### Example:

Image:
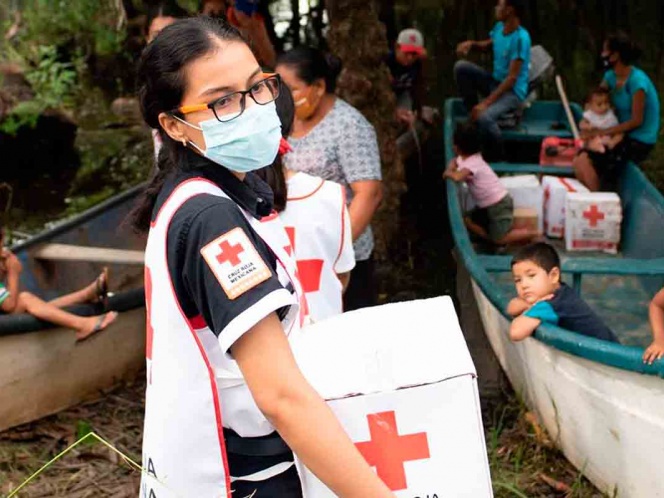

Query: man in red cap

[386,28,427,126]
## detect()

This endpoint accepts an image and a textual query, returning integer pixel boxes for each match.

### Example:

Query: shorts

[471,194,514,242]
[584,137,654,188]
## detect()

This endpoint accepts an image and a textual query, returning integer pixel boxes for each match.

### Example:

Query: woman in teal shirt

[574,33,660,191]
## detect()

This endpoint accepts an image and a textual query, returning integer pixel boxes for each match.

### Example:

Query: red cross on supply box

[290,297,493,497]
[565,192,622,254]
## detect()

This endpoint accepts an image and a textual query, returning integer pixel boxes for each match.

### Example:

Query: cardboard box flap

[290,296,476,401]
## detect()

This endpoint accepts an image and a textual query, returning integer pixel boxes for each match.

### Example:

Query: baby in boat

[443,122,540,245]
[507,242,619,343]
[0,225,117,340]
[580,86,623,154]
[644,286,664,364]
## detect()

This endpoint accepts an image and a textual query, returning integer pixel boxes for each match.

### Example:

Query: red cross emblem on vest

[285,226,324,293]
[583,204,605,227]
[355,410,430,491]
[216,239,244,266]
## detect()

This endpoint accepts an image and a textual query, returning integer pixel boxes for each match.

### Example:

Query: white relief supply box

[565,192,622,254]
[541,176,589,238]
[499,175,544,232]
[290,297,493,498]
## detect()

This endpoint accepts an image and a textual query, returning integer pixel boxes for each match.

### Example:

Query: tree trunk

[326,0,404,260]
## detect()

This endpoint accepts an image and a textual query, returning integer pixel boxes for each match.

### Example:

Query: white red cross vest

[141,177,304,498]
[279,172,355,322]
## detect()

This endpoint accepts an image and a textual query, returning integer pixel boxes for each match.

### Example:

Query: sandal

[95,267,109,309]
[76,311,118,342]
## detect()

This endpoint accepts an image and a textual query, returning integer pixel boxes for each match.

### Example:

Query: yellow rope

[7,431,180,497]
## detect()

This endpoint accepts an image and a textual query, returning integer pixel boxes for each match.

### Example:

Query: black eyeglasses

[175,73,281,123]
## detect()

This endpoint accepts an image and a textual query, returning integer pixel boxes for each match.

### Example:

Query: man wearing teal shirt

[454,0,530,156]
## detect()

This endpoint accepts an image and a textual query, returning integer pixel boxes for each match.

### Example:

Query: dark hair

[606,32,642,65]
[586,86,610,104]
[254,83,294,212]
[453,122,481,156]
[144,1,189,35]
[505,0,526,19]
[277,46,342,94]
[511,242,560,273]
[130,17,245,232]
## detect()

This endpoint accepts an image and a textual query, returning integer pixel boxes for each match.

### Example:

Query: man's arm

[456,39,493,57]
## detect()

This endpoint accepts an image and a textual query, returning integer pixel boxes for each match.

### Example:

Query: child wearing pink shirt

[444,123,540,245]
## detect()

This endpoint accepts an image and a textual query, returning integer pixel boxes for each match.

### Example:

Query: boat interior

[444,98,664,374]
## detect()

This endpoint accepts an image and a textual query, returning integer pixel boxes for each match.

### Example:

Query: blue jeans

[454,60,521,143]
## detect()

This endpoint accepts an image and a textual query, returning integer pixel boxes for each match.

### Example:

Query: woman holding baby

[573,32,660,191]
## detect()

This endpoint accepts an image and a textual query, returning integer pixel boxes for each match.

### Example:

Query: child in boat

[507,242,619,343]
[580,87,623,154]
[643,286,664,364]
[0,227,117,340]
[443,122,540,245]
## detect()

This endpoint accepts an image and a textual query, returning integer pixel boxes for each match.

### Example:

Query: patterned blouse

[284,99,382,261]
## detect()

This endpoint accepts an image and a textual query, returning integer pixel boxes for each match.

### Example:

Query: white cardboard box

[500,175,544,232]
[541,176,589,238]
[565,192,622,254]
[290,297,493,498]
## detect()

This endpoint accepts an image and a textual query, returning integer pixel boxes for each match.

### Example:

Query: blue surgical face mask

[177,101,282,173]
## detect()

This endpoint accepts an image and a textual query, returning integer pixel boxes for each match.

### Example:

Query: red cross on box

[216,240,244,267]
[583,204,605,227]
[355,410,430,491]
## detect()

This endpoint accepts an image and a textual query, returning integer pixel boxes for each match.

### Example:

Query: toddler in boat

[507,242,619,343]
[443,122,540,245]
[580,86,623,154]
[0,225,117,340]
[643,286,664,364]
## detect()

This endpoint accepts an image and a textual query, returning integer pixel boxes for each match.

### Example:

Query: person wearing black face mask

[573,32,660,192]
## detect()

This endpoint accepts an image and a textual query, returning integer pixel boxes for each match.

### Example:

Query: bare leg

[14,292,117,340]
[48,271,106,309]
[573,152,600,191]
[464,217,490,240]
[495,228,542,245]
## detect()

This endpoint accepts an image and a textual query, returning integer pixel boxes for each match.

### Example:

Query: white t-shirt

[583,109,619,130]
[279,172,355,322]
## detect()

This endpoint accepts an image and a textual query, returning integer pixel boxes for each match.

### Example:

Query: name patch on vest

[201,227,271,299]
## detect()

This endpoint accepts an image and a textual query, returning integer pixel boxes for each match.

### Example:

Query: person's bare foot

[76,311,118,341]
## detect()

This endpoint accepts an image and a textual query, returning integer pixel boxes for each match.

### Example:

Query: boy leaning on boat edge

[507,242,619,344]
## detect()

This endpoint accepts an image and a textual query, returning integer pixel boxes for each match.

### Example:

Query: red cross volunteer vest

[279,172,355,322]
[141,177,303,498]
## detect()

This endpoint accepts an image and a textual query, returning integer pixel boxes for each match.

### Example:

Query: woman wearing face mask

[256,84,355,323]
[132,17,393,498]
[573,33,660,191]
[276,47,383,312]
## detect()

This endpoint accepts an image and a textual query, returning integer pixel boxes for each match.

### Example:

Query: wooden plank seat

[491,162,574,176]
[477,254,664,294]
[33,244,145,265]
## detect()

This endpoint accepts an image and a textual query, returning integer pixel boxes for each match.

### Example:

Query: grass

[487,393,604,497]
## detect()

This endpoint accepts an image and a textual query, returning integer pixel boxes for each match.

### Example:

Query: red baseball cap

[397,28,426,56]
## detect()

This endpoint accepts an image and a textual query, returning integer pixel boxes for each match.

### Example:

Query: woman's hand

[232,313,394,497]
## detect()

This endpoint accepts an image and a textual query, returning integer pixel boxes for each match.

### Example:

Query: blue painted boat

[445,98,664,497]
[0,185,146,432]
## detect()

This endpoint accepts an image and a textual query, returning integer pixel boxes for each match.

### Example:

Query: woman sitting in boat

[0,229,116,340]
[573,32,660,192]
[508,242,619,343]
[276,47,383,312]
[256,85,355,322]
[644,286,664,365]
[443,122,539,245]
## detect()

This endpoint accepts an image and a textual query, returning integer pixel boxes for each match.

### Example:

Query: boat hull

[470,279,664,498]
[0,307,145,432]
